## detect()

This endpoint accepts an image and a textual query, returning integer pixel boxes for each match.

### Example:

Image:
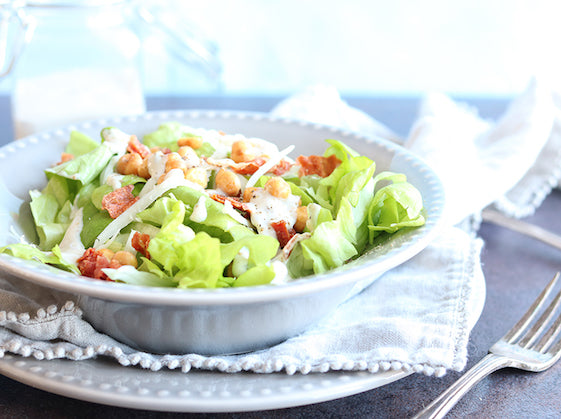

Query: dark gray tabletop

[0,95,560,418]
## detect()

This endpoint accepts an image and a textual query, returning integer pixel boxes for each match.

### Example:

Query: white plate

[0,353,409,412]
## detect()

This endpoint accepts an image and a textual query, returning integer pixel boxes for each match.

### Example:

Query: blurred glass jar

[0,0,222,138]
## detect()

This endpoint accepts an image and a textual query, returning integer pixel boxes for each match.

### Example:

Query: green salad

[0,123,426,288]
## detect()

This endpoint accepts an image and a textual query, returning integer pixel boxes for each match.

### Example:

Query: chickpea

[116,153,150,179]
[185,167,208,188]
[177,146,200,167]
[294,206,308,232]
[177,145,197,159]
[242,186,258,202]
[178,135,203,149]
[112,251,138,268]
[98,248,114,261]
[215,169,241,196]
[264,177,291,199]
[231,140,255,163]
[165,152,187,173]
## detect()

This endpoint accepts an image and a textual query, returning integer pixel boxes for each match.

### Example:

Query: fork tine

[503,272,561,343]
[519,287,561,348]
[545,334,561,359]
[533,300,561,353]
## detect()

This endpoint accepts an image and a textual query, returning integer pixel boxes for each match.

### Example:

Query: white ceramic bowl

[0,110,445,355]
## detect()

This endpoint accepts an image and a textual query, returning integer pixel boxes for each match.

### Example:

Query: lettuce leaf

[367,171,426,243]
[138,197,279,288]
[103,265,177,287]
[287,207,358,277]
[166,186,254,241]
[142,122,215,157]
[286,141,426,277]
[0,243,79,274]
[29,183,72,250]
[65,131,99,157]
[45,142,116,187]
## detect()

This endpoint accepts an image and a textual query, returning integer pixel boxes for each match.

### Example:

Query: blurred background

[1,0,560,139]
[1,0,560,98]
[141,0,561,98]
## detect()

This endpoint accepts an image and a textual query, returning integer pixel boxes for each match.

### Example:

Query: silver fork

[413,272,561,419]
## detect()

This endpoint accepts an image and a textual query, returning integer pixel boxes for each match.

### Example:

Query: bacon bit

[101,184,139,219]
[127,135,151,159]
[282,232,312,260]
[77,248,115,281]
[210,194,251,215]
[297,154,341,177]
[270,159,293,176]
[56,152,74,165]
[131,232,151,259]
[228,157,293,176]
[271,220,296,248]
[231,157,268,175]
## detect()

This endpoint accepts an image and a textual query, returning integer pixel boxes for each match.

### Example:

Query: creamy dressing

[222,199,251,227]
[101,128,131,155]
[269,258,290,284]
[58,207,86,264]
[245,188,299,237]
[190,196,208,223]
[105,173,125,190]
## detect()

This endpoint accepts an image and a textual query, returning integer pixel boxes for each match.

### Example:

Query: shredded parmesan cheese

[93,169,191,248]
[245,145,295,189]
[58,207,86,264]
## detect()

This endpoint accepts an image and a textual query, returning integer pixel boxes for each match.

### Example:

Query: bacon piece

[131,232,151,259]
[231,157,268,175]
[282,232,312,260]
[101,184,139,219]
[270,159,293,176]
[127,135,151,159]
[296,154,341,177]
[210,194,251,215]
[271,220,296,248]
[76,248,114,281]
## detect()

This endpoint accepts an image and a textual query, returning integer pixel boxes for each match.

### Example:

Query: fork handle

[412,353,510,419]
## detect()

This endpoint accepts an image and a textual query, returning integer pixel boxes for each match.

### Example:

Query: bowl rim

[0,109,446,306]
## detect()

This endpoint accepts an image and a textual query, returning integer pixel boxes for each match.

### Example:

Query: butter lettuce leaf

[142,122,215,157]
[0,243,79,273]
[367,171,425,243]
[45,142,116,187]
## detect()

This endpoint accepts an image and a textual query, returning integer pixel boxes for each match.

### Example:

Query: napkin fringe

[0,331,450,377]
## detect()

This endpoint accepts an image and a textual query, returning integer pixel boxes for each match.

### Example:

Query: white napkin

[1,79,560,376]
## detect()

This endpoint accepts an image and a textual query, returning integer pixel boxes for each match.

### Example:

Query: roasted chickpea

[215,168,241,196]
[294,206,308,232]
[112,251,138,268]
[231,140,255,163]
[264,176,291,199]
[178,135,203,149]
[242,186,258,202]
[98,248,114,261]
[165,152,187,173]
[177,145,197,159]
[116,153,149,179]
